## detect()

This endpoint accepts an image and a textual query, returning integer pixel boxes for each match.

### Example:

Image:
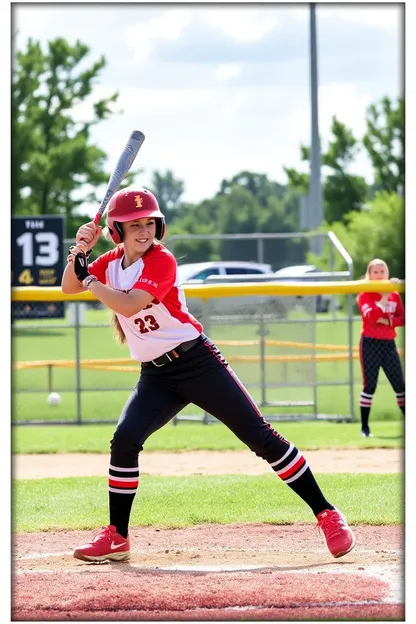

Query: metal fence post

[347,294,355,421]
[329,241,336,319]
[257,238,264,264]
[311,295,318,419]
[74,302,82,424]
[258,305,267,406]
[47,364,53,394]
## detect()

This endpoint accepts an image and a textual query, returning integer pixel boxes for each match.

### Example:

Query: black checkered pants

[359,336,405,399]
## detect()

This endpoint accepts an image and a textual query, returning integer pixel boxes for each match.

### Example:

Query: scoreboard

[12,216,65,319]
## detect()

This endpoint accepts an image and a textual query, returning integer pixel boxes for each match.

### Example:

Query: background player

[357,258,405,437]
[61,187,356,563]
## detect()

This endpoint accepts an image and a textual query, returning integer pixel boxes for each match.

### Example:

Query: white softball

[47,392,62,406]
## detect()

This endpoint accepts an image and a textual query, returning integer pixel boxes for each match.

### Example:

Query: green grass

[12,308,404,423]
[12,421,404,454]
[12,473,403,532]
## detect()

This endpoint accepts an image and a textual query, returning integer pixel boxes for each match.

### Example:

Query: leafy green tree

[323,173,369,223]
[164,204,220,263]
[12,37,121,222]
[308,192,404,280]
[149,170,185,222]
[161,171,308,267]
[218,171,286,207]
[362,96,404,195]
[284,116,369,224]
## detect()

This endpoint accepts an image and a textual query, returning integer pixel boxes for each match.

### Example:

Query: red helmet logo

[106,188,166,243]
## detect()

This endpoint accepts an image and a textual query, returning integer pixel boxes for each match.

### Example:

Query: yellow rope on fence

[215,339,403,355]
[13,352,370,370]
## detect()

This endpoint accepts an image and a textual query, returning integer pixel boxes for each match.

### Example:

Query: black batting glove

[73,252,90,283]
[68,245,92,257]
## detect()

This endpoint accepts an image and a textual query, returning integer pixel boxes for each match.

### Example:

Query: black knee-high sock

[109,492,136,538]
[360,405,371,430]
[287,467,335,516]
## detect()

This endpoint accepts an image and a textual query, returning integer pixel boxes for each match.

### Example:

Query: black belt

[142,335,204,367]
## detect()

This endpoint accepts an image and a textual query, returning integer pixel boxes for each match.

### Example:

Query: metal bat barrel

[93,130,146,225]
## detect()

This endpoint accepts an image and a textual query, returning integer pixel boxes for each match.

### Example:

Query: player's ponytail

[111,312,127,344]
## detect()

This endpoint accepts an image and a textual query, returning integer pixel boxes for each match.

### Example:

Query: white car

[177,261,287,318]
[177,261,274,284]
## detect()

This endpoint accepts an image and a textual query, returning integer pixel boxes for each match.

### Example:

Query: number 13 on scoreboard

[12,216,64,287]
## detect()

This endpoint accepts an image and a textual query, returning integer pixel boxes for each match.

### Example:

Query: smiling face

[367,261,389,281]
[122,217,157,258]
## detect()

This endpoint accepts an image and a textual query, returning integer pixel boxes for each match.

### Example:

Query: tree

[164,202,220,263]
[12,37,120,221]
[284,115,369,224]
[308,192,404,280]
[149,170,185,222]
[218,171,286,207]
[362,96,404,195]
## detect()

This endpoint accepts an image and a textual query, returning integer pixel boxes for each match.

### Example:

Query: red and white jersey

[89,244,203,362]
[357,291,405,340]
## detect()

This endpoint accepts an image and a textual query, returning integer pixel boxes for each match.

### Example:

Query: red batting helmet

[106,188,166,244]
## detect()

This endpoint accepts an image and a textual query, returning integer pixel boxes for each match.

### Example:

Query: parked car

[177,261,287,318]
[273,264,337,313]
[177,261,274,283]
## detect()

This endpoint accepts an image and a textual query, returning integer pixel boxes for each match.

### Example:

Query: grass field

[12,421,404,454]
[12,307,404,424]
[13,473,403,532]
[12,420,404,532]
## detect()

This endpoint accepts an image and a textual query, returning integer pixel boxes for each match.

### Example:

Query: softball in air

[47,392,62,406]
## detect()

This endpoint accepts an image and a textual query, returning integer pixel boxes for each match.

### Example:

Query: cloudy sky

[11,1,404,215]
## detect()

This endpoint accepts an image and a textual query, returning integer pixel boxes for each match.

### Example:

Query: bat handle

[93,213,102,226]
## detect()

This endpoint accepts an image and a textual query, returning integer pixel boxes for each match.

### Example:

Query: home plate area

[12,523,404,621]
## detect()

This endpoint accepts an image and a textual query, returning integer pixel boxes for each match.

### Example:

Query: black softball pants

[111,335,291,464]
[108,335,334,535]
[359,336,405,395]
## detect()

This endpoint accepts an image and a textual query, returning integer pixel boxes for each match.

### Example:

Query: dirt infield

[12,448,405,621]
[13,446,404,479]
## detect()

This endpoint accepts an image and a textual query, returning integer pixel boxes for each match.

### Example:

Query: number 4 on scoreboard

[18,269,34,285]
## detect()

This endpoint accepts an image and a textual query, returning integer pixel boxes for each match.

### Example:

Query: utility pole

[309,3,324,254]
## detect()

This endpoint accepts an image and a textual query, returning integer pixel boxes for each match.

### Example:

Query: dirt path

[13,447,403,479]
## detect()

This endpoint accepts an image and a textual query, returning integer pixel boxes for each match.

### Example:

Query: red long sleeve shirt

[357,291,405,339]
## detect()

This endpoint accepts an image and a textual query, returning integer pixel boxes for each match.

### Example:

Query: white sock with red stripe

[360,392,373,409]
[269,443,334,516]
[396,392,405,415]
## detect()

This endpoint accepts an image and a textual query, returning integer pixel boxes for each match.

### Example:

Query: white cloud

[124,9,192,62]
[318,5,401,30]
[204,8,280,42]
[318,83,373,141]
[215,64,242,82]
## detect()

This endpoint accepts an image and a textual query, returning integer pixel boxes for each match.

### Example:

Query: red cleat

[316,509,356,558]
[74,525,130,562]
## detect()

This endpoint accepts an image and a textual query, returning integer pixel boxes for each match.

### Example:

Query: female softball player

[357,259,405,437]
[62,187,355,563]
